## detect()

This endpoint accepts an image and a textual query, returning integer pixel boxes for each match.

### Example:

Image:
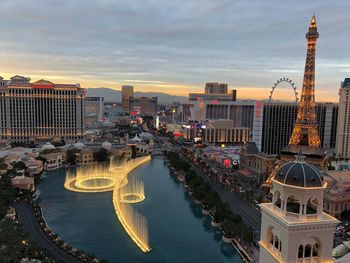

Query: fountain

[64,163,116,192]
[64,155,151,252]
[120,178,145,204]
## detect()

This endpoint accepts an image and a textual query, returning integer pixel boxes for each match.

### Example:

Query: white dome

[101,141,112,150]
[41,142,56,151]
[130,134,141,142]
[74,142,85,150]
[139,132,153,140]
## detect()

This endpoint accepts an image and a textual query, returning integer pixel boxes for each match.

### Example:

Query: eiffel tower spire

[289,14,321,148]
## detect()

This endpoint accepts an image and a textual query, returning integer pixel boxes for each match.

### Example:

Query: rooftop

[274,154,324,188]
[260,203,338,225]
[343,78,350,88]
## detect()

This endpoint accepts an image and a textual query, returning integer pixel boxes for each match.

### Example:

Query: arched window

[279,240,282,252]
[267,227,274,245]
[312,243,319,257]
[286,195,301,214]
[274,236,279,250]
[305,244,312,258]
[306,196,318,214]
[274,191,282,209]
[298,245,304,258]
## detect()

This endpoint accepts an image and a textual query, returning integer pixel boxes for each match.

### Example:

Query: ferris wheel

[268,77,299,102]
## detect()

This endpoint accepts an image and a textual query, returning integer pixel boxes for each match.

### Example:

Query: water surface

[39,157,243,263]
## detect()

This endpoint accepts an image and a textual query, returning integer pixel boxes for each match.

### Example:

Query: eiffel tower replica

[263,15,328,188]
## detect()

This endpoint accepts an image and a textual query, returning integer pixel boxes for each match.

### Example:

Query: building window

[286,195,301,214]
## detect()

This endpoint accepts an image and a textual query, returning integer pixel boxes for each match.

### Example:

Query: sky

[0,0,349,101]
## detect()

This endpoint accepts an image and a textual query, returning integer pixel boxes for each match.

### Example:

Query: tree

[221,220,238,238]
[66,149,79,165]
[35,156,47,163]
[13,161,27,171]
[94,148,109,162]
[239,222,253,242]
[0,162,8,171]
[131,145,137,159]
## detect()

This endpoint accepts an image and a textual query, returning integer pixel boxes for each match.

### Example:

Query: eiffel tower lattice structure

[262,15,328,189]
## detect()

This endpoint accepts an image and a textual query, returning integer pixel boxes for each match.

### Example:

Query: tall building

[181,103,193,122]
[335,78,350,158]
[202,120,249,144]
[259,153,338,263]
[189,83,237,104]
[190,98,257,131]
[205,82,228,94]
[253,102,338,155]
[0,76,85,144]
[129,97,157,116]
[121,85,134,110]
[0,76,8,86]
[85,96,104,128]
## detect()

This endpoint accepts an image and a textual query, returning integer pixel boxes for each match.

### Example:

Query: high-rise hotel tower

[336,78,350,158]
[0,75,85,144]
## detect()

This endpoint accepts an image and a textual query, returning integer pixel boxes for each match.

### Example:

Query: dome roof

[130,134,141,142]
[274,154,323,188]
[41,142,56,151]
[74,142,85,149]
[101,141,112,150]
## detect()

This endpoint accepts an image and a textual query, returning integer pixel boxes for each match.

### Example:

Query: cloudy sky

[0,0,349,101]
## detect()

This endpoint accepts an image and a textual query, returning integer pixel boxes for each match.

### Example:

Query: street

[188,158,262,232]
[14,202,80,263]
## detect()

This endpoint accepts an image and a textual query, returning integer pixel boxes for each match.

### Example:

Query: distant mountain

[87,88,188,104]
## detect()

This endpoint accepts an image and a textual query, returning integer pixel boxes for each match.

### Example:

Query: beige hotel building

[0,75,85,144]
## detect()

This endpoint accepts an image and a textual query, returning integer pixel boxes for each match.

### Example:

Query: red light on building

[32,84,53,89]
[130,111,138,116]
[173,131,182,137]
[255,101,261,118]
[224,159,231,167]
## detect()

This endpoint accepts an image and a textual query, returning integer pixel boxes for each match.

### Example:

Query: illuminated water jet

[63,155,152,253]
[120,177,145,204]
[112,156,151,253]
[120,193,145,204]
[64,164,115,192]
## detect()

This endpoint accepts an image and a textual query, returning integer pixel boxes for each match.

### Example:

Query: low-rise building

[135,143,153,155]
[40,145,63,171]
[25,158,43,176]
[109,146,132,159]
[12,175,35,191]
[239,142,277,184]
[79,148,94,164]
[203,120,249,144]
[324,170,350,218]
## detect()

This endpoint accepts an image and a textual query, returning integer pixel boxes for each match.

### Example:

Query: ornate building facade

[0,76,85,144]
[259,153,338,263]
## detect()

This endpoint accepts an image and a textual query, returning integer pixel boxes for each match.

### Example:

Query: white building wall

[252,101,264,151]
[336,84,350,158]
